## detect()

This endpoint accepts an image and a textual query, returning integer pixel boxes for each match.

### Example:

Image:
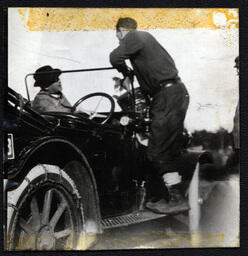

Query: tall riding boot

[146,183,189,214]
[164,184,189,214]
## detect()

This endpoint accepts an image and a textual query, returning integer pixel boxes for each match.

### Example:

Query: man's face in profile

[116,27,130,41]
[116,29,123,41]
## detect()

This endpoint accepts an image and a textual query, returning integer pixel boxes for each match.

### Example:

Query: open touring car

[4,67,207,250]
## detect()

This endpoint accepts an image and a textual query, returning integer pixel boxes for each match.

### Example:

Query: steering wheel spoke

[73,92,115,124]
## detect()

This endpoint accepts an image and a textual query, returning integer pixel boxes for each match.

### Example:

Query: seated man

[32,65,72,113]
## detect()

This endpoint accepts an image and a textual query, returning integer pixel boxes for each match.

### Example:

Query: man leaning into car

[109,17,190,214]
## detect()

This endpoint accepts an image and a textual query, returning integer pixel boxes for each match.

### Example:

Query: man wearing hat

[32,65,72,113]
[233,56,239,151]
[109,17,190,214]
[229,56,240,171]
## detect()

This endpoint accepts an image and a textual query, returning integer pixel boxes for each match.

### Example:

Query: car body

[4,75,166,250]
[4,67,205,250]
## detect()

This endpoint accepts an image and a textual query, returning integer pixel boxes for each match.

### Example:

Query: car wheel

[7,164,85,250]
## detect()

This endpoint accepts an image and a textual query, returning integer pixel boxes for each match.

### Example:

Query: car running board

[101,209,166,229]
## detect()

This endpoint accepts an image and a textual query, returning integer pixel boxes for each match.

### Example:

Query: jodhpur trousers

[147,81,189,175]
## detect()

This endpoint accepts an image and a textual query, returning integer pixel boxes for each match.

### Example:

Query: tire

[6,164,91,250]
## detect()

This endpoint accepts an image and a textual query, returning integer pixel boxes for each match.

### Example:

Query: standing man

[110,17,190,214]
[233,56,239,153]
[231,56,240,169]
[226,56,240,173]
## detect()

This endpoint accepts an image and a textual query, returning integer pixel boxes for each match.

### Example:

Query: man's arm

[109,31,143,76]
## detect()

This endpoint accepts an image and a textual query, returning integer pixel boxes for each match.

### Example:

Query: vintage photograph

[4,8,239,250]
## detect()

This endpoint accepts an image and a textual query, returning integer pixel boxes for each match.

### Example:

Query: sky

[8,8,239,132]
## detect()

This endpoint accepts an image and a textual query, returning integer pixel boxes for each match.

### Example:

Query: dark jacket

[233,101,239,149]
[32,90,72,113]
[110,30,179,96]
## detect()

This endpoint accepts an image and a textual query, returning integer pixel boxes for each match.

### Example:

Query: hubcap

[14,187,76,250]
[37,226,56,250]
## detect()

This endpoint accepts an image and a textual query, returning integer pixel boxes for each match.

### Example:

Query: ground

[92,174,239,249]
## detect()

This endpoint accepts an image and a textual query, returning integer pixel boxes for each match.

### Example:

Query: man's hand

[122,76,131,92]
[112,76,131,93]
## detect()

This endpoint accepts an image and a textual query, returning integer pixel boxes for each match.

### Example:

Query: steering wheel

[73,92,115,124]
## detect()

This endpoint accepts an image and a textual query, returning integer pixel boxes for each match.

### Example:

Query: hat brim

[33,68,62,87]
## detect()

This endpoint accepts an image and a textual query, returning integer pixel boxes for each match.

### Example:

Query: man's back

[110,30,179,95]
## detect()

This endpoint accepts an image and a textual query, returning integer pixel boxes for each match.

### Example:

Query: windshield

[24,68,140,113]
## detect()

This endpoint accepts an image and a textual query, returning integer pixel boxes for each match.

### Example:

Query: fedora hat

[33,65,61,88]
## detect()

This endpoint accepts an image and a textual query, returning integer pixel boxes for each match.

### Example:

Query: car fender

[6,136,102,233]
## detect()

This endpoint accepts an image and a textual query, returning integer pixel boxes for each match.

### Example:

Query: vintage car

[4,68,203,250]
